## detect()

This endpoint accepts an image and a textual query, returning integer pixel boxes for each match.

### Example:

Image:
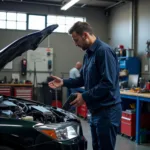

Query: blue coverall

[63,38,122,150]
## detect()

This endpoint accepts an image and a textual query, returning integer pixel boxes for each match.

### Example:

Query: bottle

[118,45,124,57]
[114,47,120,57]
[139,77,145,88]
[126,48,134,57]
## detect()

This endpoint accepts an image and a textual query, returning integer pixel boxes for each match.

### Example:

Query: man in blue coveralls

[48,21,122,150]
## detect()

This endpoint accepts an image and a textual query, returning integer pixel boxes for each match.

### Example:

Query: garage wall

[108,2,132,49]
[108,0,150,80]
[0,2,108,81]
[137,0,150,79]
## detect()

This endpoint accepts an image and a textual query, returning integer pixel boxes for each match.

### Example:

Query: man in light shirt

[69,62,85,94]
[69,61,82,79]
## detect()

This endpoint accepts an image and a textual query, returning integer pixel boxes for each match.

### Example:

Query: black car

[0,24,87,150]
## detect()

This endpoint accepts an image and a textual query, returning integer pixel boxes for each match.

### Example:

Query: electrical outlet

[144,64,149,71]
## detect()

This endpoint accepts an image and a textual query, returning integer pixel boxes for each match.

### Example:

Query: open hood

[0,24,58,70]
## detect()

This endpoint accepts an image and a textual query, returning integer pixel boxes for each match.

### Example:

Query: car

[0,24,87,150]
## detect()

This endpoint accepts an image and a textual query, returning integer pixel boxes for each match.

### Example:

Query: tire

[0,146,14,150]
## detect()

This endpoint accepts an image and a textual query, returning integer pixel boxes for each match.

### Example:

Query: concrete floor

[80,119,150,150]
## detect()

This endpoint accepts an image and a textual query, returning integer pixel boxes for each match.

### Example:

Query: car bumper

[26,136,87,150]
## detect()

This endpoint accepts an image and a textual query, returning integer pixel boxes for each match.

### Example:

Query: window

[0,11,27,30]
[0,11,86,33]
[0,12,6,29]
[28,15,45,30]
[17,13,27,30]
[47,15,86,33]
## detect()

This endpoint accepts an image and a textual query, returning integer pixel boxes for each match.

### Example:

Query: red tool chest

[121,111,136,137]
[14,87,33,100]
[77,103,88,119]
[121,111,150,137]
[0,86,11,96]
[51,100,62,108]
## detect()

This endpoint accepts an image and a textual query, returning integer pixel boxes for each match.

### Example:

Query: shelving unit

[118,57,141,81]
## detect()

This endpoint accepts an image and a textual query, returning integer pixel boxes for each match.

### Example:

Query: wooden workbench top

[0,84,33,87]
[120,90,150,98]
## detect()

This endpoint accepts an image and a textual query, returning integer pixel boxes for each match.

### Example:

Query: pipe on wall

[131,0,137,55]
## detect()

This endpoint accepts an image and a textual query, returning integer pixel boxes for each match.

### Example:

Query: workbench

[120,90,150,144]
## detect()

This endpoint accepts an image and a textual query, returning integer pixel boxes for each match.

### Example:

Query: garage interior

[0,0,150,150]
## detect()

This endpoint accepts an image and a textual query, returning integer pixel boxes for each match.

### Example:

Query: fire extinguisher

[21,58,27,76]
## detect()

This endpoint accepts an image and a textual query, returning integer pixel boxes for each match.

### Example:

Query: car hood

[0,24,58,70]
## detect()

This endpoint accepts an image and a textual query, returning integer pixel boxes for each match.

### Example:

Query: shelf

[119,75,128,77]
[118,56,129,59]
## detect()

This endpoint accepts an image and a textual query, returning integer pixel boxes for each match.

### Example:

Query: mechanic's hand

[48,75,63,89]
[70,93,85,107]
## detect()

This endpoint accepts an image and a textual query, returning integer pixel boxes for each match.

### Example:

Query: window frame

[47,14,86,33]
[27,13,46,31]
[0,10,86,33]
[0,11,27,30]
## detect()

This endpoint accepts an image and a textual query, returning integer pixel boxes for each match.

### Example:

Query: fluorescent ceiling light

[61,0,80,11]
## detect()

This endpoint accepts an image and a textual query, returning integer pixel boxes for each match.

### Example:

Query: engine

[0,95,73,124]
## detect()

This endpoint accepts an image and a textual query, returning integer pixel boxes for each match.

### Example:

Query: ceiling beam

[96,0,119,2]
[0,0,133,9]
[105,0,132,10]
[1,0,63,6]
[96,0,132,2]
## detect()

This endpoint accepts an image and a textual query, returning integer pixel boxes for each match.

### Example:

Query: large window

[47,15,86,33]
[0,12,6,29]
[28,15,45,30]
[0,11,86,33]
[0,11,27,30]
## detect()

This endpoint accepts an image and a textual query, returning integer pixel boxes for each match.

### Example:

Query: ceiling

[1,0,132,9]
[38,0,118,7]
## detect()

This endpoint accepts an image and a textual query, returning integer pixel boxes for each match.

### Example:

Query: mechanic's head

[69,21,96,51]
[75,61,82,70]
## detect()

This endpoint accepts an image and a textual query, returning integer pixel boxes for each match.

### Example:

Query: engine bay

[0,95,77,124]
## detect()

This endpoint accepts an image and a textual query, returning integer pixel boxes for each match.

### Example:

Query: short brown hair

[68,21,93,36]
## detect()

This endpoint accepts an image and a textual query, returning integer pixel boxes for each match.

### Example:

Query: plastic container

[126,48,134,57]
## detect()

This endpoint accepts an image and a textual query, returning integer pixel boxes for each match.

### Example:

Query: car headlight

[34,122,79,141]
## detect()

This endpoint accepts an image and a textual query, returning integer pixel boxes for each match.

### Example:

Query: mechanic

[69,61,85,94]
[69,61,82,79]
[48,21,122,150]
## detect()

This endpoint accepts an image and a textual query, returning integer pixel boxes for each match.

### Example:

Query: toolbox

[0,86,11,96]
[14,87,33,100]
[121,111,136,137]
[121,111,150,137]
